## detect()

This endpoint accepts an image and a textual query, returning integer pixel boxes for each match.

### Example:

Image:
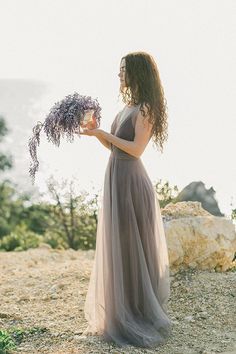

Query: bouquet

[28,92,102,184]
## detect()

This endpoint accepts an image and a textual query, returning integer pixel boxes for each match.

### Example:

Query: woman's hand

[81,127,102,137]
[75,126,104,138]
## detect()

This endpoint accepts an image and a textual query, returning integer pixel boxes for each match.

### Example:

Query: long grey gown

[83,104,172,348]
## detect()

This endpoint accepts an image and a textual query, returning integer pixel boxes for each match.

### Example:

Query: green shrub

[0,224,43,251]
[43,229,68,249]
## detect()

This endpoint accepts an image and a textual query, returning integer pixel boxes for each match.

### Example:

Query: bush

[0,224,43,251]
[43,229,68,249]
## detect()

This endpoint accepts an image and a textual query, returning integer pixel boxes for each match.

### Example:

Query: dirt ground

[0,245,235,354]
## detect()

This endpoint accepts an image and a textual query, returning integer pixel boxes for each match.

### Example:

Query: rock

[184,315,194,322]
[172,281,180,287]
[162,201,212,219]
[0,312,11,318]
[50,284,59,292]
[85,249,95,260]
[175,181,224,216]
[196,311,208,319]
[16,295,30,303]
[38,242,52,249]
[163,202,236,271]
[52,332,60,337]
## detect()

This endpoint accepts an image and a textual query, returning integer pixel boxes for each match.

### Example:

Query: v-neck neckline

[114,104,140,135]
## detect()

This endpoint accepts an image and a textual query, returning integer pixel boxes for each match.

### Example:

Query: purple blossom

[28,92,102,184]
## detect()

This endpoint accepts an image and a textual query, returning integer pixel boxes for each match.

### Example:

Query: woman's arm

[96,135,111,150]
[79,110,152,157]
[100,110,153,158]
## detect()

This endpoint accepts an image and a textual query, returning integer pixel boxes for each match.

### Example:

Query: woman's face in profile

[118,58,127,90]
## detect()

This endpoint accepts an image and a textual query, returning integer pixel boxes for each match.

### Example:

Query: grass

[0,326,48,353]
[0,329,16,353]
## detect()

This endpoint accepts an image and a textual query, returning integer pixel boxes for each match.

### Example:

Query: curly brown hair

[119,51,168,153]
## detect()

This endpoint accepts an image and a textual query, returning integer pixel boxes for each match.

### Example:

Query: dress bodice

[110,104,141,160]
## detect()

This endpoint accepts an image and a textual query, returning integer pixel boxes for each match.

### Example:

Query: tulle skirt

[83,152,172,348]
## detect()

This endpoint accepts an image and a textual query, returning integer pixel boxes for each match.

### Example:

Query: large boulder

[162,200,211,220]
[162,202,236,271]
[175,181,224,216]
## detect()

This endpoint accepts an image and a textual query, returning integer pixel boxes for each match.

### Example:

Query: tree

[0,116,13,171]
[0,180,31,238]
[45,176,97,249]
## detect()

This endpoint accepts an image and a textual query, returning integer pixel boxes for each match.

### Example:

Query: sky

[0,0,235,216]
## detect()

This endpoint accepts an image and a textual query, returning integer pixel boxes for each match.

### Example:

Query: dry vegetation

[0,245,235,354]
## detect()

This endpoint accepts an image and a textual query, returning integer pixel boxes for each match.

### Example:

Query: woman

[79,51,172,348]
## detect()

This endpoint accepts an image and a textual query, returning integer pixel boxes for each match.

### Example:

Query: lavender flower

[28,92,102,184]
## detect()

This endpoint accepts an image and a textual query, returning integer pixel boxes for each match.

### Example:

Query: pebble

[184,315,195,322]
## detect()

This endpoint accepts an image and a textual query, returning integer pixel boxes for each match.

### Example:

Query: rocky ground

[0,245,235,354]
